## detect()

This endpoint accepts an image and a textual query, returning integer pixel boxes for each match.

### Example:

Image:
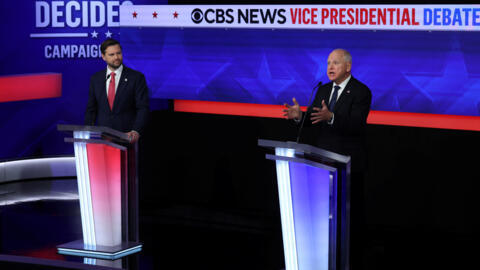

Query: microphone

[105,73,111,82]
[296,81,322,143]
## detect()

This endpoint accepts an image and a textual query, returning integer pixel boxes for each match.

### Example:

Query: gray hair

[333,48,352,64]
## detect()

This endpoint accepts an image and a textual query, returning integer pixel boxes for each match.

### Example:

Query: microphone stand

[296,81,322,143]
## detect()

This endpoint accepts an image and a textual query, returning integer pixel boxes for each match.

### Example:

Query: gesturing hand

[310,100,333,124]
[283,97,302,120]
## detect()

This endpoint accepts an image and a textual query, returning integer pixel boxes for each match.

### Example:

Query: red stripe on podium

[174,99,480,131]
[0,73,62,103]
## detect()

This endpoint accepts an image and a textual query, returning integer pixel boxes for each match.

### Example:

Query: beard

[108,60,122,70]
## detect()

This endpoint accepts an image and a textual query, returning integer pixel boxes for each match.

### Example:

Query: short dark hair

[101,39,122,55]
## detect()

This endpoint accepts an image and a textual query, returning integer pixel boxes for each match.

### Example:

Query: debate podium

[258,139,351,270]
[56,125,142,260]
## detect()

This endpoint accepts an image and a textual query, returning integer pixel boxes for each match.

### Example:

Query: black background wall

[136,108,478,269]
[135,1,479,268]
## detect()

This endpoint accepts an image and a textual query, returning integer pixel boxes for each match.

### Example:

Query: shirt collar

[106,64,123,78]
[333,75,351,90]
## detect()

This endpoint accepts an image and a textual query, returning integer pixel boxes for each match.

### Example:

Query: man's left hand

[310,100,333,124]
[126,130,140,143]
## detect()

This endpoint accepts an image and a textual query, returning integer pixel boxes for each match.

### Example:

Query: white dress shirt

[329,75,351,105]
[105,64,123,96]
[328,75,351,124]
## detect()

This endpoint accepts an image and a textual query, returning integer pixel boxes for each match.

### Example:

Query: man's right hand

[126,130,140,143]
[283,97,302,120]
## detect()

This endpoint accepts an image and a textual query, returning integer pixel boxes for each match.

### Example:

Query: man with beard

[85,39,149,143]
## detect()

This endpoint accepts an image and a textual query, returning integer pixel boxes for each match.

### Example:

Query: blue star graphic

[306,49,330,83]
[156,60,231,99]
[124,33,233,100]
[403,41,480,116]
[235,53,296,103]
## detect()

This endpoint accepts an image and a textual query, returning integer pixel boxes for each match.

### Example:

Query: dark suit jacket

[302,76,372,172]
[84,66,149,135]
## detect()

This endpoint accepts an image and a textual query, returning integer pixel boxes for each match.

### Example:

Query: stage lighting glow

[275,147,298,270]
[73,131,96,247]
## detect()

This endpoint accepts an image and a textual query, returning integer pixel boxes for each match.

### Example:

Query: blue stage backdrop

[1,1,480,159]
[0,0,162,159]
[121,27,480,116]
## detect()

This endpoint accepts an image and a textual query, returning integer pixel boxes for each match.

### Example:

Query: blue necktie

[329,85,341,111]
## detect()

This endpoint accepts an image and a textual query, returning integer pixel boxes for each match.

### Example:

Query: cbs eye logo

[191,8,203,24]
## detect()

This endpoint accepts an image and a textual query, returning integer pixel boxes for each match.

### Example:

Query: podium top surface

[258,139,350,165]
[58,124,129,143]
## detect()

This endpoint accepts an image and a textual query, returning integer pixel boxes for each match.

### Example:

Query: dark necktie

[329,85,341,111]
[108,72,115,110]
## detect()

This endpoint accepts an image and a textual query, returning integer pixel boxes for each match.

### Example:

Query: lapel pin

[125,78,128,82]
[347,90,350,94]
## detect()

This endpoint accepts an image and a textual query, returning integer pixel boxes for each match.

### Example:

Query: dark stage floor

[3,111,479,269]
[0,177,384,270]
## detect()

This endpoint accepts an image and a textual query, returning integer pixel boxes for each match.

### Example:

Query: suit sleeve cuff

[327,113,334,125]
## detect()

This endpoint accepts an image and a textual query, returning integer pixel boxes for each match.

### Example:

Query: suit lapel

[98,68,111,111]
[112,67,129,111]
[332,78,354,112]
[319,83,333,107]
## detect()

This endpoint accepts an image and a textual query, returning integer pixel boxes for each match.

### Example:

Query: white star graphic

[105,30,112,38]
[91,30,98,38]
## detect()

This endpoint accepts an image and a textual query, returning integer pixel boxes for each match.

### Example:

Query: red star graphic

[132,11,137,18]
[153,11,158,18]
[173,11,179,19]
